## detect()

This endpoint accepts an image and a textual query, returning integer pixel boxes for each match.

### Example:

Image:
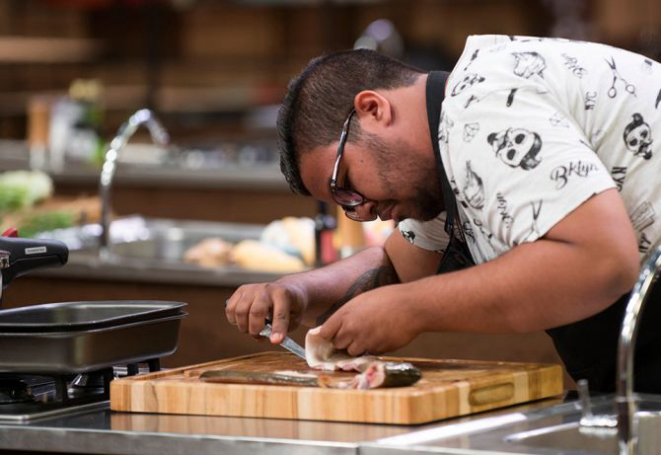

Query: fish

[200,325,423,390]
[340,361,422,389]
[305,326,374,371]
[304,326,422,389]
[200,364,421,389]
[200,369,323,387]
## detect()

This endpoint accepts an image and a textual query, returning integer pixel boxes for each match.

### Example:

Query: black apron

[425,71,661,394]
[426,71,475,274]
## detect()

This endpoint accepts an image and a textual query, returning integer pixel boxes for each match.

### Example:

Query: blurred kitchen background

[0,0,658,382]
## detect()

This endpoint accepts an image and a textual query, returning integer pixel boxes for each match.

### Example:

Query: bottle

[67,79,104,167]
[335,205,365,259]
[48,79,104,172]
[314,202,337,267]
[27,96,50,171]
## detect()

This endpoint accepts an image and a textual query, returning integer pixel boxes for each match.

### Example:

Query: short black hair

[277,49,424,195]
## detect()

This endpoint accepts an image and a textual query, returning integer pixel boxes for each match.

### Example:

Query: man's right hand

[225,281,309,344]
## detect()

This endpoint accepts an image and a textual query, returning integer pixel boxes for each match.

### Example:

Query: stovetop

[0,359,159,423]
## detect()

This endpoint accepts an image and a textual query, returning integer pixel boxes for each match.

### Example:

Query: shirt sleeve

[446,85,616,253]
[397,212,451,253]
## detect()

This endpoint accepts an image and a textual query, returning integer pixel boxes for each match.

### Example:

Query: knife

[259,323,307,360]
[224,300,307,360]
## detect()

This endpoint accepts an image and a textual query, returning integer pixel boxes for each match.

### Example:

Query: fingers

[226,284,269,335]
[225,283,297,344]
[247,293,271,336]
[319,311,342,342]
[320,311,369,357]
[224,288,241,326]
[320,313,358,353]
[270,295,291,344]
[346,340,366,357]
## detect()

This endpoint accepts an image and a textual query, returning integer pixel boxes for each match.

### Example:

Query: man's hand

[319,283,422,356]
[225,281,309,344]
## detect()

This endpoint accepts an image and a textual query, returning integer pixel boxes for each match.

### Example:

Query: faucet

[577,240,661,454]
[615,240,661,455]
[98,108,169,259]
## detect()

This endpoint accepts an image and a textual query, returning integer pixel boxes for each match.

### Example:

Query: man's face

[300,132,443,223]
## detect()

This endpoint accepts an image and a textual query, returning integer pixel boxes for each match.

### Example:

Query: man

[226,35,661,393]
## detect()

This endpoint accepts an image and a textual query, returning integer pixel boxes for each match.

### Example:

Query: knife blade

[259,323,306,360]
[224,300,307,360]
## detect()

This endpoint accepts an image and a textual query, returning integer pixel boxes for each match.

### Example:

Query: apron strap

[425,71,475,273]
[425,71,456,235]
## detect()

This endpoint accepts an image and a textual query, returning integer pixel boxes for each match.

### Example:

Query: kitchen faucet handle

[577,379,594,422]
[577,380,617,431]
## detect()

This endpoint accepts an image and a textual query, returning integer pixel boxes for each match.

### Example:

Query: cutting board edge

[109,360,564,425]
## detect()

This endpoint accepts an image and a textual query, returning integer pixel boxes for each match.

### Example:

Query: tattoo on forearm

[316,265,398,325]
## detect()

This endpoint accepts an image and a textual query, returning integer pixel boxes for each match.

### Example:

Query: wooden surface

[110,352,563,425]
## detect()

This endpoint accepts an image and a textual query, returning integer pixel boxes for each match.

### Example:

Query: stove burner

[0,378,33,404]
[0,359,161,422]
[0,375,54,404]
[68,370,113,399]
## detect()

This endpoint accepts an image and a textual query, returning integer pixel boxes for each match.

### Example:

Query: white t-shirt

[399,34,661,265]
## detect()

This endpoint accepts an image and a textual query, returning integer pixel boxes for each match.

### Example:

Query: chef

[226,35,661,394]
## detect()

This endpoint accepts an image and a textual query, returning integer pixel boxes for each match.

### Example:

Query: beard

[365,132,444,221]
[412,175,444,221]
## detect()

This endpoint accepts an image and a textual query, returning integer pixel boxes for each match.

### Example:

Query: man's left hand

[318,283,422,356]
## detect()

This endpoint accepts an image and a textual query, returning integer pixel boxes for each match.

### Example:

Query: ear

[353,90,393,128]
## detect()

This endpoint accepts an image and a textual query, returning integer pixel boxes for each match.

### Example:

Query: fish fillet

[304,326,422,389]
[305,326,375,371]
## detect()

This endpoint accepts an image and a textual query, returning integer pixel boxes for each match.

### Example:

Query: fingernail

[270,332,283,344]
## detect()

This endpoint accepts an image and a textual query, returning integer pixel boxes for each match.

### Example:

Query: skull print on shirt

[399,35,661,267]
[487,128,543,170]
[623,113,654,160]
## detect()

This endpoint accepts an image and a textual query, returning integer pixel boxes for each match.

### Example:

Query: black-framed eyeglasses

[329,109,376,221]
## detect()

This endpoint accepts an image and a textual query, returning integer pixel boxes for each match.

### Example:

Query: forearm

[407,236,638,333]
[276,245,399,326]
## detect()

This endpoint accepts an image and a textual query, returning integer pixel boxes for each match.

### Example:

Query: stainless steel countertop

[0,397,565,455]
[33,217,293,287]
[0,140,288,191]
[3,383,659,455]
[35,250,286,287]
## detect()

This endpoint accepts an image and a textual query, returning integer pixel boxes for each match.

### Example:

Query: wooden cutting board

[110,352,563,425]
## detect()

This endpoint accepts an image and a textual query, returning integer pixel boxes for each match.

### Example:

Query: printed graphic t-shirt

[398,34,661,265]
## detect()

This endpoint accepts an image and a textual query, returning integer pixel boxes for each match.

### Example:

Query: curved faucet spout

[99,109,169,258]
[616,241,661,455]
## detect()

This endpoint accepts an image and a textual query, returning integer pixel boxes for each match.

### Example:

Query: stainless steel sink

[507,409,661,455]
[366,395,661,455]
[35,216,283,286]
[39,216,261,258]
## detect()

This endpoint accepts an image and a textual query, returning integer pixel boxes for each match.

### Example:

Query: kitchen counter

[0,397,565,455]
[36,249,285,287]
[30,216,289,287]
[2,393,660,455]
